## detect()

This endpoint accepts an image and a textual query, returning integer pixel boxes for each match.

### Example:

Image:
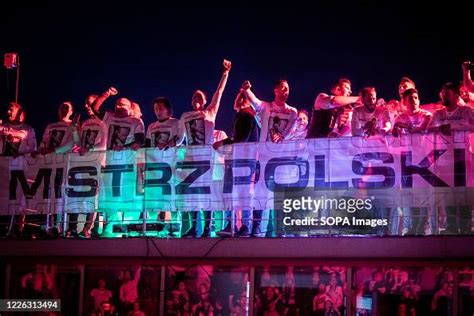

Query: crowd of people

[8,263,474,315]
[353,266,456,316]
[1,60,474,239]
[85,266,159,316]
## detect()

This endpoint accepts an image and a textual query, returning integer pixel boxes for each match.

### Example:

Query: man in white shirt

[392,88,431,136]
[428,83,473,235]
[428,82,474,135]
[351,87,391,137]
[180,59,231,238]
[242,79,298,236]
[386,77,416,122]
[68,90,116,238]
[306,78,360,138]
[2,103,37,238]
[38,101,79,155]
[0,102,36,157]
[92,89,145,237]
[242,79,297,142]
[146,97,183,237]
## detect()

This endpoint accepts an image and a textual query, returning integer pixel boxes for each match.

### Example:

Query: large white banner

[1,132,473,214]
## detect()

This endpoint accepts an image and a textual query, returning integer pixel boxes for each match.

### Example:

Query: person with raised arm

[180,59,232,238]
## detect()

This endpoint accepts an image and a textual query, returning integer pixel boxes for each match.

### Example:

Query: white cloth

[351,106,391,136]
[103,112,145,149]
[180,109,217,145]
[41,121,72,150]
[0,122,37,155]
[429,105,474,131]
[256,101,297,142]
[146,117,182,147]
[80,117,107,151]
[394,109,432,133]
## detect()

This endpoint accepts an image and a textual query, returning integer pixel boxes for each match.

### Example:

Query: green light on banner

[177,147,187,160]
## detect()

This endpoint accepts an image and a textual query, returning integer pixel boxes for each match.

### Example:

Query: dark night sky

[1,1,473,136]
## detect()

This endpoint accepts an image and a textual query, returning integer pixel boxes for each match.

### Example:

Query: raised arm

[206,59,232,117]
[92,87,118,113]
[463,61,474,93]
[314,93,360,110]
[242,80,263,112]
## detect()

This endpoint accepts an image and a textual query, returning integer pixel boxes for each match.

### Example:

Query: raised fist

[242,80,251,91]
[223,59,232,72]
[108,87,118,96]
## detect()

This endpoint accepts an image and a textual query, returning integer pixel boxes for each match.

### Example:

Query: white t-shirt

[429,105,474,131]
[0,122,37,156]
[180,109,217,145]
[394,109,432,134]
[103,112,145,150]
[146,117,182,148]
[41,121,73,150]
[351,106,391,136]
[80,117,107,151]
[256,101,298,142]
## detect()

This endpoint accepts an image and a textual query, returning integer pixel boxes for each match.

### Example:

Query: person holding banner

[146,97,183,237]
[306,78,360,138]
[1,103,37,238]
[242,79,298,237]
[214,88,262,237]
[392,88,433,235]
[37,101,79,155]
[91,88,145,237]
[33,101,80,238]
[67,92,113,238]
[428,82,474,135]
[429,83,474,235]
[180,59,232,238]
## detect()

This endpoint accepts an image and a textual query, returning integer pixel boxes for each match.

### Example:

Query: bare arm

[314,93,360,110]
[133,266,142,284]
[206,59,232,117]
[463,62,474,93]
[92,87,118,112]
[177,114,187,145]
[242,80,263,112]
